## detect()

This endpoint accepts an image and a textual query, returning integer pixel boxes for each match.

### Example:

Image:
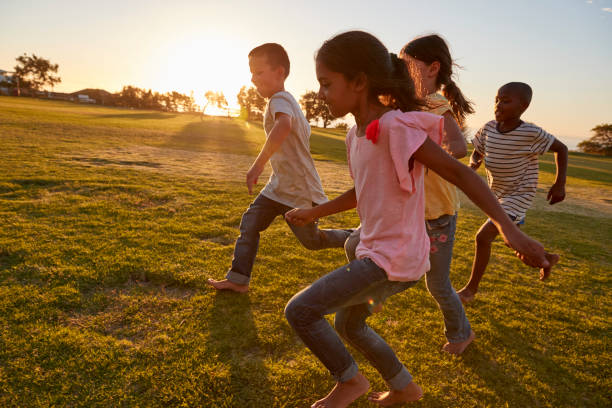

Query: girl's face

[316,60,359,118]
[403,55,431,98]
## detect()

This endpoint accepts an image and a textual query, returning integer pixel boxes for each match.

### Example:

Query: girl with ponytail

[344,34,477,356]
[284,31,552,407]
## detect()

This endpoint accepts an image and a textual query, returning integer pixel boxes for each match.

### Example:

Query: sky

[2,0,611,149]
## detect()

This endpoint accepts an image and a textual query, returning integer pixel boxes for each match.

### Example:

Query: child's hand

[469,159,481,171]
[469,151,482,170]
[246,163,264,195]
[285,208,317,226]
[546,183,566,205]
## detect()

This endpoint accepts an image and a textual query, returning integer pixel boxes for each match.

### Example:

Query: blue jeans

[344,214,471,343]
[425,214,471,343]
[285,258,416,388]
[226,194,352,285]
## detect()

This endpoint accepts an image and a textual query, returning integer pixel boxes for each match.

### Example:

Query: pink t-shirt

[346,110,443,281]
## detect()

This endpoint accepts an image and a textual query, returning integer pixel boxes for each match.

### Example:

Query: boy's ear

[276,65,287,79]
[428,61,441,78]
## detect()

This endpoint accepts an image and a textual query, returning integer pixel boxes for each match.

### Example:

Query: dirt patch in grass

[66,145,354,195]
[66,145,611,217]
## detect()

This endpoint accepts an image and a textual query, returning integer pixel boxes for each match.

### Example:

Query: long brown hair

[316,31,424,113]
[401,34,474,126]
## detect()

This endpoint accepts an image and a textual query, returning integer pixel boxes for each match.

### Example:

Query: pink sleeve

[388,121,426,193]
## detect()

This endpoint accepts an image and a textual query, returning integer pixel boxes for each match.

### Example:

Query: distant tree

[116,85,143,108]
[13,53,61,92]
[335,121,349,131]
[203,90,216,113]
[237,86,265,120]
[202,90,229,115]
[578,124,612,156]
[215,92,229,116]
[300,90,333,128]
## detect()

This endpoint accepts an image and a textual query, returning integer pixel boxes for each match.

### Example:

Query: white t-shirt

[472,120,555,220]
[259,91,328,209]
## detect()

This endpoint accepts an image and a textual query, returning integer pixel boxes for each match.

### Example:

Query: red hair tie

[365,119,380,144]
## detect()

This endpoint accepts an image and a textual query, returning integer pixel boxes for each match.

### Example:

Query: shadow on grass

[461,318,586,407]
[0,248,26,272]
[163,120,260,156]
[97,113,177,120]
[71,157,161,168]
[205,292,274,406]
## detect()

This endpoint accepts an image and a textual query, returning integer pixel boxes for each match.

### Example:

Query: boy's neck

[497,117,523,133]
[267,85,285,98]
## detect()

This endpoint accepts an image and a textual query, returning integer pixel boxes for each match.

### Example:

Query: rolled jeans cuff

[225,270,250,285]
[336,362,359,383]
[386,366,413,390]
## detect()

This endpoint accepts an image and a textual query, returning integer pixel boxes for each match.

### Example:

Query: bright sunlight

[149,35,250,115]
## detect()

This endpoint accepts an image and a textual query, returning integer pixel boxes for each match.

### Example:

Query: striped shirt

[472,121,555,220]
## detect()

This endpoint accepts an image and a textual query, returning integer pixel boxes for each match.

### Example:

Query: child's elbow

[550,140,568,155]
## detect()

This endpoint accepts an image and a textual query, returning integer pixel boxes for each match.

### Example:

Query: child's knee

[475,228,496,246]
[284,297,318,328]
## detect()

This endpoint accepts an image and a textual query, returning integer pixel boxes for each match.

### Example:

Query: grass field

[0,96,610,407]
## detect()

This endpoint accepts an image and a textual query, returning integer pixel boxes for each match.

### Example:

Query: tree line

[2,53,347,126]
[12,53,609,145]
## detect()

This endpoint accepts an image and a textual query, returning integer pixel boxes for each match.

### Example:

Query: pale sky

[2,0,611,148]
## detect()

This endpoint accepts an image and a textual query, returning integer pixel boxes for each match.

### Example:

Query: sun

[149,35,251,114]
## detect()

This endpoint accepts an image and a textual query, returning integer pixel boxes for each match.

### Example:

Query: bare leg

[457,221,499,304]
[206,279,249,293]
[311,372,370,408]
[368,381,423,406]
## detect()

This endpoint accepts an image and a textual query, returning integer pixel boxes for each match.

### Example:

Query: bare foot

[456,287,476,304]
[368,381,423,406]
[442,330,476,355]
[206,278,249,293]
[540,253,559,281]
[311,372,370,408]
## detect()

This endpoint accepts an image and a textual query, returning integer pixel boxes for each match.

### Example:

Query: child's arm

[285,188,356,226]
[546,139,568,205]
[469,150,483,170]
[413,138,549,268]
[442,112,467,159]
[246,112,292,194]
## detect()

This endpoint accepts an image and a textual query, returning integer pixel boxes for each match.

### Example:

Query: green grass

[0,96,610,407]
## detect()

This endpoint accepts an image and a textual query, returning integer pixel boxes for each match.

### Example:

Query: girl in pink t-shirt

[284,31,553,407]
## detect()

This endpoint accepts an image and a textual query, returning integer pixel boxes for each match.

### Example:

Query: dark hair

[500,82,533,105]
[249,43,290,78]
[401,34,474,126]
[316,31,424,112]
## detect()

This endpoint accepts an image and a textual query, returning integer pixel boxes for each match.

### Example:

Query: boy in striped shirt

[457,82,568,304]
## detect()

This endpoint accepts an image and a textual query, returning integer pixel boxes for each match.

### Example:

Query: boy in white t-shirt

[207,43,351,293]
[457,82,567,303]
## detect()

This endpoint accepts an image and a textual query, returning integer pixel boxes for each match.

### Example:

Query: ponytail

[401,34,474,126]
[442,79,474,127]
[316,31,424,114]
[374,53,425,112]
